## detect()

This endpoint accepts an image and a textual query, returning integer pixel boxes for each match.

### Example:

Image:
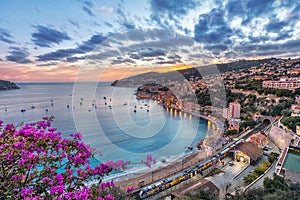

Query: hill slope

[0,80,20,91]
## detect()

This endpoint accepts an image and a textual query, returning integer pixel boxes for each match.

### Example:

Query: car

[228,161,234,166]
[263,147,269,151]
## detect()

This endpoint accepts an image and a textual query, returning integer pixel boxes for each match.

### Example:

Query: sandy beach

[115,110,225,191]
[115,149,210,191]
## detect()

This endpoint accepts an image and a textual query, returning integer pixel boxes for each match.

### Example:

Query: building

[170,178,219,199]
[276,146,300,183]
[297,125,300,136]
[295,96,300,104]
[249,133,269,148]
[287,68,300,76]
[291,104,300,117]
[229,101,241,119]
[233,142,263,164]
[268,126,296,150]
[223,101,241,131]
[262,78,300,90]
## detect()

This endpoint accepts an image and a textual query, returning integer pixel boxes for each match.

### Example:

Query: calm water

[0,82,212,177]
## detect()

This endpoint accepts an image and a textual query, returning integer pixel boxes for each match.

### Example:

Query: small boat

[80,102,82,105]
[81,98,84,100]
[5,107,7,112]
[140,107,143,109]
[123,103,127,105]
[51,103,53,107]
[134,110,136,113]
[147,109,149,112]
[144,104,148,106]
[196,140,204,150]
[67,105,70,108]
[88,109,91,112]
[185,146,193,151]
[21,109,26,112]
[105,102,107,105]
[31,106,35,109]
[45,109,48,112]
[103,97,106,100]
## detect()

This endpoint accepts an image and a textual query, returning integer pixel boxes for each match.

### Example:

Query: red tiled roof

[235,142,263,161]
[171,178,219,197]
[250,133,267,143]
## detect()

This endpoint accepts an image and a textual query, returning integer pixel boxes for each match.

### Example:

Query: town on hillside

[114,57,300,199]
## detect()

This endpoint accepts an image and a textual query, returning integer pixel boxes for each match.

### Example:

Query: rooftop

[235,142,263,161]
[250,133,267,141]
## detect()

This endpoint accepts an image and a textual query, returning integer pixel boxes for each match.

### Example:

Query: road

[129,119,273,199]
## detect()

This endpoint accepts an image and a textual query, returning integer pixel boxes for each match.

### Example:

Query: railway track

[128,120,272,199]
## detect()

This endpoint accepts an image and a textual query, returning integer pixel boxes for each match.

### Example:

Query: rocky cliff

[0,80,20,91]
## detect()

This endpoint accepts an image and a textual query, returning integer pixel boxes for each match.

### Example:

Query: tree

[224,129,239,136]
[0,117,155,199]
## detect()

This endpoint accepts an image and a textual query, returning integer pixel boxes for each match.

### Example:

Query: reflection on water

[0,82,212,176]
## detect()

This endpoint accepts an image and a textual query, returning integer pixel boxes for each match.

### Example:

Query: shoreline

[114,107,225,191]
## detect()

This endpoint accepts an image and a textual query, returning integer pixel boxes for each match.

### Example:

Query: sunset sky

[0,0,299,82]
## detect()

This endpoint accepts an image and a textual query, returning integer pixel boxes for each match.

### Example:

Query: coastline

[115,108,225,191]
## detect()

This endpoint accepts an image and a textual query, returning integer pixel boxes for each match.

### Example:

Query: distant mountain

[112,58,280,87]
[0,80,20,91]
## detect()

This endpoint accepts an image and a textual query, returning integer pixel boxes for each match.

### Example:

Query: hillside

[112,58,279,87]
[0,80,20,91]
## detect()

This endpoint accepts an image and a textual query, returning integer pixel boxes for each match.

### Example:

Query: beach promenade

[115,110,225,191]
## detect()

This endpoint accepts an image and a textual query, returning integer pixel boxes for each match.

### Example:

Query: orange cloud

[0,62,198,82]
[0,62,79,82]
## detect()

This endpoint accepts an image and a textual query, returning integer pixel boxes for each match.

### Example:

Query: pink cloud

[95,6,114,13]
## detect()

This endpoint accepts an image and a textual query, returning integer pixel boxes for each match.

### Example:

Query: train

[139,139,244,199]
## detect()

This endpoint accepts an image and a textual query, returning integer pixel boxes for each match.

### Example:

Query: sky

[0,0,299,82]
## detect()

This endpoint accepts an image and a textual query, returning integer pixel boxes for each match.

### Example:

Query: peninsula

[0,80,20,91]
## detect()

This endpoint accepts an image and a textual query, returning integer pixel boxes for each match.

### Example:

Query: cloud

[194,8,233,45]
[116,7,136,30]
[123,23,135,30]
[36,62,59,66]
[82,0,93,8]
[83,6,95,16]
[6,47,32,64]
[232,38,300,58]
[36,33,107,61]
[36,48,81,61]
[68,19,80,29]
[95,6,114,13]
[77,34,107,52]
[149,0,199,31]
[0,28,15,44]
[111,57,136,65]
[155,60,178,65]
[104,22,114,28]
[266,21,289,33]
[150,0,198,16]
[139,48,165,57]
[66,56,86,62]
[31,25,71,47]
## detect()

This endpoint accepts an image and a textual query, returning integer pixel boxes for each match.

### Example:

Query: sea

[0,82,212,179]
